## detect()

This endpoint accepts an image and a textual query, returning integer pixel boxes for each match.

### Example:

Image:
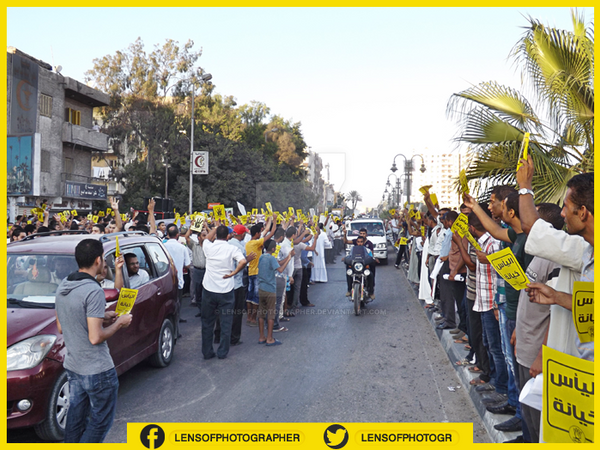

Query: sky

[6,7,594,210]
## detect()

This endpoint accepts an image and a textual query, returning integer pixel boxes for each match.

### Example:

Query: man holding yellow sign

[55,239,132,443]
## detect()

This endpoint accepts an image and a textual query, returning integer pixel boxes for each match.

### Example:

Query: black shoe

[503,435,524,443]
[230,341,243,346]
[436,322,453,330]
[204,353,216,360]
[486,402,517,415]
[475,383,495,393]
[179,319,187,323]
[481,393,508,404]
[494,417,522,432]
[195,313,202,317]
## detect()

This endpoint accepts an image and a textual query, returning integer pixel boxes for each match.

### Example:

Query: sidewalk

[408,281,522,443]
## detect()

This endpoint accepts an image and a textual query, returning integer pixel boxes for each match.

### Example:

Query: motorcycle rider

[343,235,374,297]
[342,226,379,299]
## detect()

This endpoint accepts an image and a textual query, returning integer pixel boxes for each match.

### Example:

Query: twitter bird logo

[324,424,349,449]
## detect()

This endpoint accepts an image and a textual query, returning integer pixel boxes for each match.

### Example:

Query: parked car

[7,231,179,441]
[344,218,388,264]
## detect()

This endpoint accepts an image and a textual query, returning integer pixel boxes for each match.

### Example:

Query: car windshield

[349,222,385,237]
[7,254,78,306]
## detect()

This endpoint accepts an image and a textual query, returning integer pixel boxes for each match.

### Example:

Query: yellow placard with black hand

[213,205,226,220]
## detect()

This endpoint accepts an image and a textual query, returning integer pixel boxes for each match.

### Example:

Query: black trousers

[300,266,311,305]
[395,245,407,265]
[468,302,491,382]
[214,285,246,344]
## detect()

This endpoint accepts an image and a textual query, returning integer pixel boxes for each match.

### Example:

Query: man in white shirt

[163,224,191,338]
[124,254,150,289]
[201,224,247,360]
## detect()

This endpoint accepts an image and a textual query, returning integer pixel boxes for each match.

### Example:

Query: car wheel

[149,318,175,368]
[34,370,69,441]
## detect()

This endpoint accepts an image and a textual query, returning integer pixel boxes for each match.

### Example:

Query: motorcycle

[344,246,374,315]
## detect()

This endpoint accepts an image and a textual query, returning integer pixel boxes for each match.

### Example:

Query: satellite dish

[55,65,62,74]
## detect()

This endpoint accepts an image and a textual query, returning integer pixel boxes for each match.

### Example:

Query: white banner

[192,151,209,174]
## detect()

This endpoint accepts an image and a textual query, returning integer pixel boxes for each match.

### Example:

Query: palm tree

[447,10,593,203]
[347,190,362,214]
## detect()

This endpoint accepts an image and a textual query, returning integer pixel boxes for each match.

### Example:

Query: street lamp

[160,140,169,199]
[264,127,279,143]
[390,153,426,205]
[386,173,402,207]
[186,72,212,212]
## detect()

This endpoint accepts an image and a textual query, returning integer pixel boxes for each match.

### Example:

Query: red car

[7,231,179,441]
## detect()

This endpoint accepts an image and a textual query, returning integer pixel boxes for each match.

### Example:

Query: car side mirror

[104,288,119,302]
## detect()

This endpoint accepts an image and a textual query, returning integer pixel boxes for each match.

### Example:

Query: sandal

[469,378,487,386]
[454,337,468,344]
[455,359,474,366]
[468,366,482,373]
[464,344,472,350]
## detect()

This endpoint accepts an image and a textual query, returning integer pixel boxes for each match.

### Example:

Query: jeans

[201,288,235,359]
[64,368,119,443]
[247,275,259,305]
[481,309,508,394]
[498,303,521,412]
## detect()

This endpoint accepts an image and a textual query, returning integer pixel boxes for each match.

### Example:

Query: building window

[40,94,53,117]
[65,108,81,125]
[64,157,73,175]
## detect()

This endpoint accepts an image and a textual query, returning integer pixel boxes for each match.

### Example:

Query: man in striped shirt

[468,213,509,401]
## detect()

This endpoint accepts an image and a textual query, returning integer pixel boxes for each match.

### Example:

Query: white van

[344,218,388,264]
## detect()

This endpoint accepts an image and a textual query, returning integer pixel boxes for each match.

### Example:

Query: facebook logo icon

[140,424,165,449]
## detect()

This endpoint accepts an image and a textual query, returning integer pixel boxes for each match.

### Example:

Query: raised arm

[422,191,438,219]
[147,198,157,235]
[516,155,539,235]
[111,197,123,232]
[462,193,510,243]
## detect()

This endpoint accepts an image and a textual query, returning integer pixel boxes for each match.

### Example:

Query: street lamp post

[187,73,212,213]
[390,153,426,205]
[386,173,402,207]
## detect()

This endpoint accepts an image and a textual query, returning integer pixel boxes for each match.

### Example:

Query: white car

[345,219,388,264]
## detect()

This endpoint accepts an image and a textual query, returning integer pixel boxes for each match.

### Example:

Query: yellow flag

[459,169,470,195]
[516,132,531,171]
[419,185,432,195]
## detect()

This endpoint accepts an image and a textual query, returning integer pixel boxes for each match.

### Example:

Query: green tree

[448,10,593,203]
[347,190,362,213]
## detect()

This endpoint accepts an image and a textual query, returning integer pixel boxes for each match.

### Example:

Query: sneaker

[273,326,288,333]
[433,312,443,320]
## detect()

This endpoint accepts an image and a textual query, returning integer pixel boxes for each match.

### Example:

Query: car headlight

[7,335,57,371]
[376,243,386,249]
[353,262,364,272]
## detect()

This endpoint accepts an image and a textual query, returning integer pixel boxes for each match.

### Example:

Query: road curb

[408,281,522,443]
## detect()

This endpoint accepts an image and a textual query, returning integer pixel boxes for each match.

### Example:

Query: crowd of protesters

[387,156,593,443]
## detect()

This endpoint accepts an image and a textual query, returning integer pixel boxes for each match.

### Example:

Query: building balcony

[62,122,109,152]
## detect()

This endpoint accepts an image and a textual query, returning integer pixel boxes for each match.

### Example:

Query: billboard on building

[7,135,35,195]
[10,53,39,135]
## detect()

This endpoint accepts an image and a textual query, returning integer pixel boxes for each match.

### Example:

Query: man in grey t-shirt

[55,239,132,443]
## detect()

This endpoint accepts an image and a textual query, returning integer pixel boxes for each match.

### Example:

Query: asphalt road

[9,249,491,443]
